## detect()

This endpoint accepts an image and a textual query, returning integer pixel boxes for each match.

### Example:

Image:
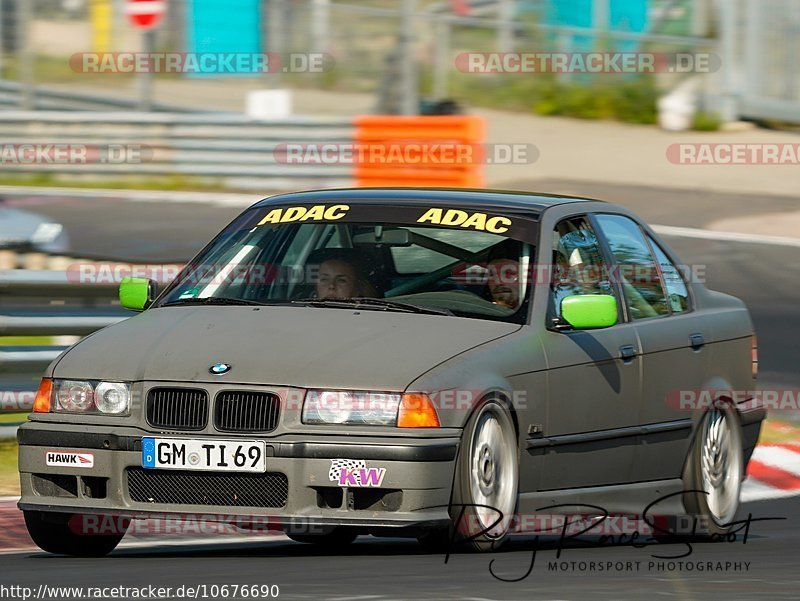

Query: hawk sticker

[46,451,94,468]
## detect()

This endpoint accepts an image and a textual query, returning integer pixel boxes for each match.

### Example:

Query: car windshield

[156,203,538,323]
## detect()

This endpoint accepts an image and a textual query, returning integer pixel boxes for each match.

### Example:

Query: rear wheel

[287,526,358,547]
[419,398,519,552]
[24,510,127,556]
[684,407,744,536]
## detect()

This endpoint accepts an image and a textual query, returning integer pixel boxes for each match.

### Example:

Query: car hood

[52,306,520,390]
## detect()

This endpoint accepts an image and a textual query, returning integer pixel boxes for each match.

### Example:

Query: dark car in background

[0,202,70,254]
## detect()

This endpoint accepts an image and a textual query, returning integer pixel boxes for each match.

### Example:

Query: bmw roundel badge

[209,363,231,375]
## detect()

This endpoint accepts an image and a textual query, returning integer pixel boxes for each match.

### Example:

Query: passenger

[485,240,522,310]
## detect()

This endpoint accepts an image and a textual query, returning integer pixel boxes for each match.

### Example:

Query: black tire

[24,510,127,557]
[419,398,519,553]
[287,526,358,547]
[683,407,744,537]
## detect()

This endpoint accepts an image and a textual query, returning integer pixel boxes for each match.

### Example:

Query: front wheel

[683,407,744,536]
[420,398,519,552]
[24,510,127,556]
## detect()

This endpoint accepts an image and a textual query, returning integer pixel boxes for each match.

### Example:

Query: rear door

[592,214,706,482]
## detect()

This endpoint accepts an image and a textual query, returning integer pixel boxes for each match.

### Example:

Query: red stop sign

[126,0,166,30]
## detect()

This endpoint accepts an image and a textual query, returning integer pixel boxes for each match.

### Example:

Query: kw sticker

[329,459,386,488]
[417,208,512,233]
[258,204,349,225]
[46,451,94,468]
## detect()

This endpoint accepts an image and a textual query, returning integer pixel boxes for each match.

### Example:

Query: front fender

[406,327,546,430]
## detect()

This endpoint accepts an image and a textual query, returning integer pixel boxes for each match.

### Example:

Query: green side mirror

[561,294,618,330]
[119,277,156,311]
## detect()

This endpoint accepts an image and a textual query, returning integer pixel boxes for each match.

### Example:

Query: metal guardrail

[0,79,217,113]
[0,110,355,189]
[0,270,131,426]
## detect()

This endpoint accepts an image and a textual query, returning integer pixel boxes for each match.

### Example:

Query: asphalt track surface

[1,496,798,599]
[2,181,799,600]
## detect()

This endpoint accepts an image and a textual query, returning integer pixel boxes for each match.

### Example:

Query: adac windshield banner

[241,202,539,244]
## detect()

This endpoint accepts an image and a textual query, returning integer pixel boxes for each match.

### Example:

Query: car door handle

[689,333,705,350]
[619,345,637,362]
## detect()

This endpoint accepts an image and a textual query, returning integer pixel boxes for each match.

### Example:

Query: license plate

[142,438,266,473]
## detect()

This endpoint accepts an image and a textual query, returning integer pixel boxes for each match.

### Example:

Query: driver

[317,258,361,299]
[311,249,378,299]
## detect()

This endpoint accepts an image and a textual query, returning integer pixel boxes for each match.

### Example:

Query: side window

[647,235,690,313]
[550,217,615,319]
[594,214,670,320]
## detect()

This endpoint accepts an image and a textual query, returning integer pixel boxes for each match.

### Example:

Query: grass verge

[0,337,54,346]
[0,173,230,192]
[0,413,27,425]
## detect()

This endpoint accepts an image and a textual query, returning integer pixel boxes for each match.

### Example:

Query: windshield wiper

[160,296,270,307]
[291,297,452,316]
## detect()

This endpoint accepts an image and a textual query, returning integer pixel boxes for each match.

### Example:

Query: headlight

[302,390,402,426]
[56,380,94,412]
[94,382,131,414]
[53,380,131,415]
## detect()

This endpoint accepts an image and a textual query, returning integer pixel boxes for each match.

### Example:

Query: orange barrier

[353,115,487,188]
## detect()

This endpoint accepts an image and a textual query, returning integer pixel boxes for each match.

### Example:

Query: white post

[497,0,514,53]
[18,0,34,109]
[400,0,418,115]
[718,0,739,122]
[433,18,450,98]
[267,0,286,86]
[592,0,610,45]
[311,0,330,54]
[0,0,5,77]
[113,0,125,51]
[137,28,155,111]
[691,0,710,36]
[744,0,761,97]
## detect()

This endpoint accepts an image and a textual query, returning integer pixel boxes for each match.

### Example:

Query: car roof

[253,187,604,215]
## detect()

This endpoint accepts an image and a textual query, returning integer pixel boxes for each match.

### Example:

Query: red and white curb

[741,442,800,502]
[0,497,32,553]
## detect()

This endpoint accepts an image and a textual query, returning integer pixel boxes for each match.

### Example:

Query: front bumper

[17,423,459,531]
